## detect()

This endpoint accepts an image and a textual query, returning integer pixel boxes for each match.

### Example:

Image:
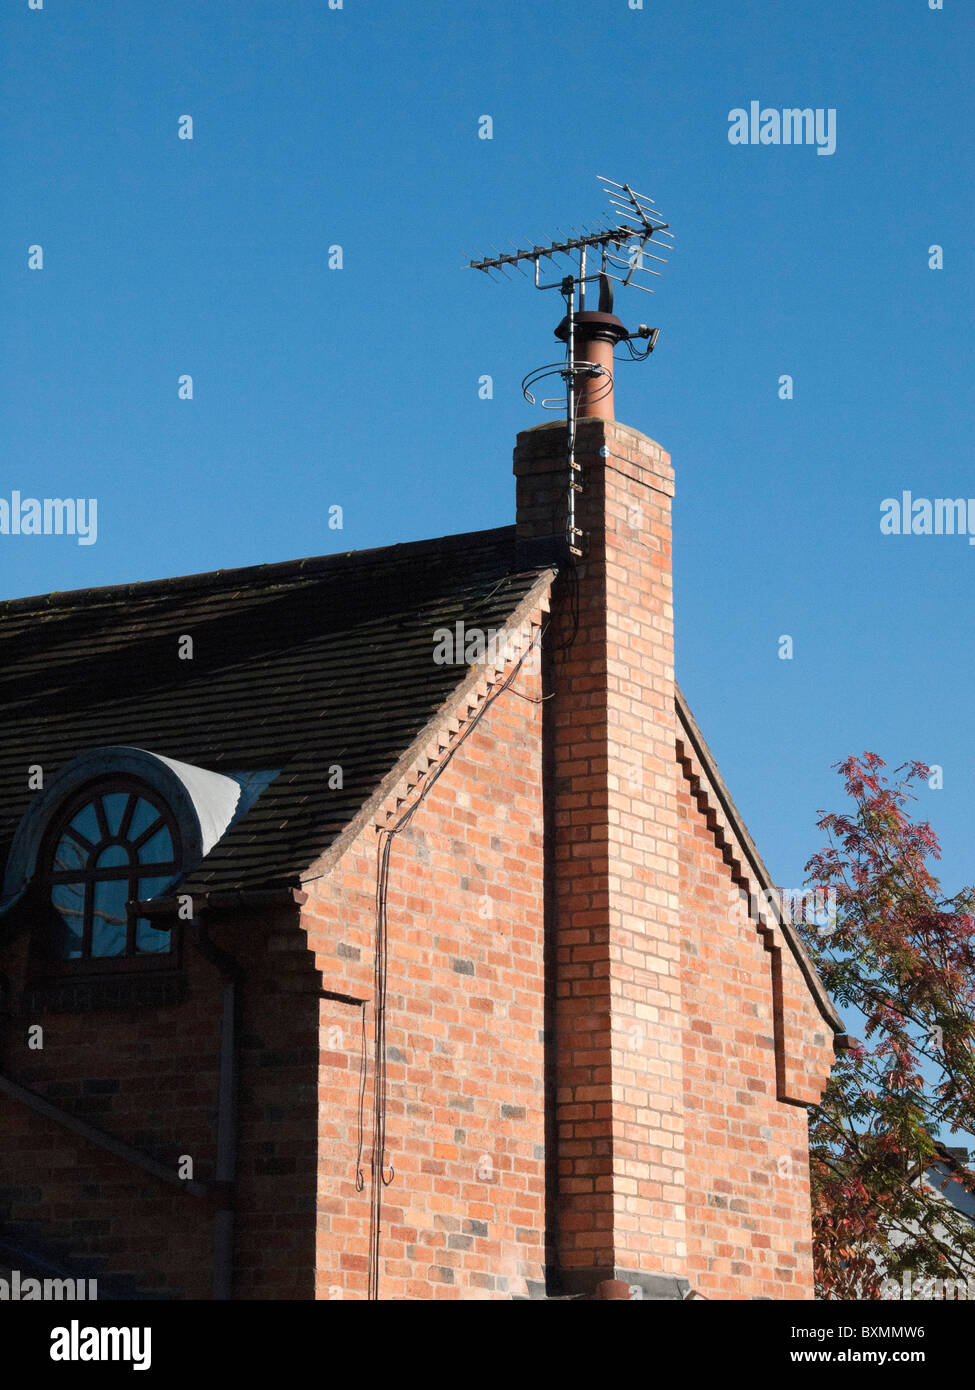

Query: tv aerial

[467,176,673,556]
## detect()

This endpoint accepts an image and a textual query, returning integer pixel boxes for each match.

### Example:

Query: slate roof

[0,527,552,898]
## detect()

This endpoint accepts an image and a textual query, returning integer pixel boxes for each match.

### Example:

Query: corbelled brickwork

[677,731,836,1299]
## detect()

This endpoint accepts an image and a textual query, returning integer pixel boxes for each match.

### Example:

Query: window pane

[91,878,129,957]
[128,797,159,839]
[53,835,87,875]
[136,874,174,902]
[135,920,172,954]
[69,802,100,844]
[138,825,174,865]
[133,874,174,955]
[51,883,84,959]
[95,843,130,870]
[45,782,180,966]
[102,792,129,837]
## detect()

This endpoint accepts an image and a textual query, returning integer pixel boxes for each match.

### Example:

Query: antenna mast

[468,177,674,556]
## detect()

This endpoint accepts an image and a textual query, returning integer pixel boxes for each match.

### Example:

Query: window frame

[30,774,183,978]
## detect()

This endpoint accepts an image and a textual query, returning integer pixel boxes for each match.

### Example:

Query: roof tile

[0,527,551,896]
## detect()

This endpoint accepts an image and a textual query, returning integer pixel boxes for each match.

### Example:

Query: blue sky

[3,1,973,954]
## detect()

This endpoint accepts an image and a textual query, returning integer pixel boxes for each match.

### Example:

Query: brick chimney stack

[515,414,684,1298]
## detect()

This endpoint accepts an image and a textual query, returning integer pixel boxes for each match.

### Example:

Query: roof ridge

[0,525,519,615]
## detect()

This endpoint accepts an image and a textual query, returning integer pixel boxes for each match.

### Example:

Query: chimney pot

[554,312,629,421]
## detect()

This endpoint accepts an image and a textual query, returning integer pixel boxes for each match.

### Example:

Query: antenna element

[468,177,674,557]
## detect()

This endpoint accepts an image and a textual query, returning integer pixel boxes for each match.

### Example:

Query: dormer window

[2,746,245,994]
[45,777,180,963]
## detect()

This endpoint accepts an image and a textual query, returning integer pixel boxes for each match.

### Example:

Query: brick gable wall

[0,416,839,1300]
[677,751,835,1298]
[514,416,836,1299]
[300,619,549,1300]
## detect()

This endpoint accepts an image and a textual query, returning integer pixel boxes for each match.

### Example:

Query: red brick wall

[300,626,548,1300]
[514,415,836,1300]
[515,418,685,1294]
[677,749,836,1299]
[0,900,322,1300]
[0,929,225,1298]
[210,904,321,1299]
[0,415,841,1301]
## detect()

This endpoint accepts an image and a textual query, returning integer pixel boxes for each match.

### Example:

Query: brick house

[0,396,842,1300]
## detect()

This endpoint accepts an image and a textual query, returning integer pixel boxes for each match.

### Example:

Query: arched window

[3,745,245,998]
[42,777,181,964]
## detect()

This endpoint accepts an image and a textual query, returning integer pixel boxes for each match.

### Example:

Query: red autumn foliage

[801,754,975,1299]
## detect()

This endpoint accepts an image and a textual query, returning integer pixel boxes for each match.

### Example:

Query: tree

[800,753,975,1299]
